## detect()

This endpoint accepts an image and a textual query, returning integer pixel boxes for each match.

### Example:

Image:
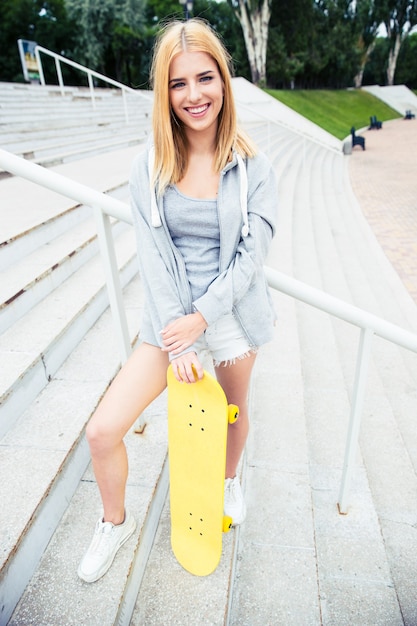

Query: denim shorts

[194,313,256,367]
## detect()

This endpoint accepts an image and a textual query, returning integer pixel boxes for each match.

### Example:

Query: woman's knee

[85,410,122,455]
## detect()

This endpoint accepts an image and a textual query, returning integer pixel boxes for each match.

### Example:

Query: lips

[186,104,210,115]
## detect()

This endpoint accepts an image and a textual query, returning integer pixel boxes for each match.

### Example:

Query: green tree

[193,0,250,79]
[395,31,417,87]
[227,0,272,86]
[141,0,250,88]
[267,0,312,88]
[353,0,385,87]
[0,0,74,82]
[309,0,362,88]
[379,0,417,85]
[64,0,146,84]
[362,35,390,84]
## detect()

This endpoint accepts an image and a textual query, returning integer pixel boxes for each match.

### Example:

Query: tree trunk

[386,33,402,86]
[233,0,271,86]
[353,40,375,88]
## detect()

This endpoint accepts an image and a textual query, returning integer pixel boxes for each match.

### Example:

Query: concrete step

[0,145,141,246]
[2,79,416,625]
[0,214,130,334]
[0,224,137,437]
[1,278,151,626]
[0,82,152,174]
[2,125,147,160]
[0,140,146,624]
[0,118,147,148]
[27,134,146,169]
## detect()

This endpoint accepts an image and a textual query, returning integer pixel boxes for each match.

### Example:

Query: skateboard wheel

[223,516,233,533]
[228,404,239,424]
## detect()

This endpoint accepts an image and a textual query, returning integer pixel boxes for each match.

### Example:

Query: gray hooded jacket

[129,143,278,356]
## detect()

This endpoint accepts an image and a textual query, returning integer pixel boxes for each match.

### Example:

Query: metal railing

[34,45,152,123]
[1,146,417,515]
[235,99,343,156]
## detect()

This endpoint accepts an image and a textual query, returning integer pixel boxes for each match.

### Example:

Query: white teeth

[188,105,208,114]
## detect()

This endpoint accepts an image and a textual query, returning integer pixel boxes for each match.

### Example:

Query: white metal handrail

[1,146,416,514]
[235,98,343,156]
[34,45,152,123]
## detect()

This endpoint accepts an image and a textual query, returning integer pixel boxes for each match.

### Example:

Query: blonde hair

[150,18,257,195]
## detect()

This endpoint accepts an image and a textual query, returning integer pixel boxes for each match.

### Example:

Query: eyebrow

[168,70,215,85]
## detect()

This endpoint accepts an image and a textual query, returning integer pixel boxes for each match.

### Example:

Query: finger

[194,360,204,380]
[173,363,184,383]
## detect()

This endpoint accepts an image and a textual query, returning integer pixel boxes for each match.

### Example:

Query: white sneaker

[77,510,136,583]
[224,476,246,525]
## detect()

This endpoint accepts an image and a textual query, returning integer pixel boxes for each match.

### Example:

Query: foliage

[0,0,75,82]
[0,0,416,89]
[64,0,146,85]
[266,87,401,138]
[136,0,249,89]
[395,32,417,87]
[227,0,272,85]
[380,0,417,84]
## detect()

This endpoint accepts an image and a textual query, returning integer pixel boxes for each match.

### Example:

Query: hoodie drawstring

[149,147,162,228]
[149,148,249,237]
[236,153,249,237]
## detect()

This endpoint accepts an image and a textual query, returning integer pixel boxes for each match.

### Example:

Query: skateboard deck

[167,365,239,576]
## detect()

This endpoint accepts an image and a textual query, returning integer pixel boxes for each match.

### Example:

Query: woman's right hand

[170,351,204,383]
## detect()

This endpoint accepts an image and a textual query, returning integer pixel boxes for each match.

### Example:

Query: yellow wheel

[228,404,239,424]
[223,516,233,533]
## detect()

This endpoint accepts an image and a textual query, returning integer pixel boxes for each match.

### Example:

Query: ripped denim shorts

[195,312,257,367]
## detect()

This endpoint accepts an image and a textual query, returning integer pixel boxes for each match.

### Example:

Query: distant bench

[350,127,365,150]
[369,115,382,129]
[405,110,415,120]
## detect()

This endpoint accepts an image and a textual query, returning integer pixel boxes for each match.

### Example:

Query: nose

[188,80,202,102]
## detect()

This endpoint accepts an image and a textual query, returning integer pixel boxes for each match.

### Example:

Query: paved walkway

[348,118,417,304]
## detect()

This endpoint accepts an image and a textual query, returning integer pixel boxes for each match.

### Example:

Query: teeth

[188,105,208,114]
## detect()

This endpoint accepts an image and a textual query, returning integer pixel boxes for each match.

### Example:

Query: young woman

[78,18,278,583]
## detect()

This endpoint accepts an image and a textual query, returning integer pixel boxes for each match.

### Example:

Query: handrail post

[338,326,374,514]
[88,72,96,110]
[34,47,45,86]
[93,206,131,364]
[55,58,65,96]
[122,89,129,124]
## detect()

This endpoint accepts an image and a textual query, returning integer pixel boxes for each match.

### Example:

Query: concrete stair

[362,85,417,117]
[0,82,152,173]
[1,80,417,626]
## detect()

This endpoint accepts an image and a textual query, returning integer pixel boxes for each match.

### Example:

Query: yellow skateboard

[167,365,239,576]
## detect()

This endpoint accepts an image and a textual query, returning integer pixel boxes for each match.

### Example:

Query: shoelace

[91,521,114,557]
[225,479,238,503]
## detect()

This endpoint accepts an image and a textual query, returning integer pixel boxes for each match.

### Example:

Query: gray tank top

[164,185,220,301]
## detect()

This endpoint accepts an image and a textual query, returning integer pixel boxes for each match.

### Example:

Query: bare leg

[215,352,257,479]
[86,343,169,524]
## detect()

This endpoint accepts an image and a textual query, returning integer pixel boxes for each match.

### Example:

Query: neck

[184,128,217,157]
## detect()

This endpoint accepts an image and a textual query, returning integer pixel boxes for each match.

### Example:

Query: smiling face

[168,51,224,140]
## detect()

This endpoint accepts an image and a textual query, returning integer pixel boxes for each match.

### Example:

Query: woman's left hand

[160,312,207,355]
[171,351,204,383]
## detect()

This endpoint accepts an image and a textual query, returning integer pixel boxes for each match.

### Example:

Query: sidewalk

[348,118,417,304]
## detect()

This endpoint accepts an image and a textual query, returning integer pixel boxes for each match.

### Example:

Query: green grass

[265,88,401,139]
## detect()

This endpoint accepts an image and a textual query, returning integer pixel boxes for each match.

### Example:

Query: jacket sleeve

[192,155,277,326]
[129,153,190,346]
